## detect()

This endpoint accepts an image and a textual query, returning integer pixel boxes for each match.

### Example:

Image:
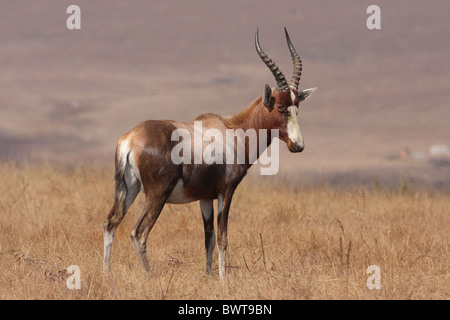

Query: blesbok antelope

[103,28,317,279]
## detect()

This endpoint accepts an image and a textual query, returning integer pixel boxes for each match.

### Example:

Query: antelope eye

[276,105,290,116]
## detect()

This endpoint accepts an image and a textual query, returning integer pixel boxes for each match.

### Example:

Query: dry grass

[0,161,448,300]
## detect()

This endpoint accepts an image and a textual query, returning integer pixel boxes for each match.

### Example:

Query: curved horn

[284,27,303,91]
[255,28,289,91]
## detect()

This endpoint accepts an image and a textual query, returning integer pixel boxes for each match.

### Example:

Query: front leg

[200,199,215,275]
[216,191,234,280]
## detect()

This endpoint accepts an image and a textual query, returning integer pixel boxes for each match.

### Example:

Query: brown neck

[224,97,275,167]
[226,97,275,130]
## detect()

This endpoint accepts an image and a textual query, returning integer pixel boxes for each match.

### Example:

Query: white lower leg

[218,248,226,280]
[103,222,115,272]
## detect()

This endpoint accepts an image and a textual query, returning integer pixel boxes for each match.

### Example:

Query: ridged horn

[255,27,290,91]
[284,27,303,91]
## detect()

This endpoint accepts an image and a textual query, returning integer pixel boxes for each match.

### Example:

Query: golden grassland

[0,161,448,300]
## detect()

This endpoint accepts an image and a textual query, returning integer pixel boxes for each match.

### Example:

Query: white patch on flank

[118,137,143,194]
[167,179,193,204]
[118,139,130,162]
[127,150,143,192]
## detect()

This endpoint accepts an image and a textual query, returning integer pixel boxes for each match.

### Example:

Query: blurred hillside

[0,0,449,187]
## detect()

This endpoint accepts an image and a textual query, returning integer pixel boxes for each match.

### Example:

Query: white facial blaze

[287,91,304,148]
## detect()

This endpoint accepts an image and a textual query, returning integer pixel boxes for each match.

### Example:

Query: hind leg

[130,193,168,273]
[103,166,140,272]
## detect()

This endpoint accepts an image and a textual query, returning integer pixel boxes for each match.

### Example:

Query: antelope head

[256,27,317,153]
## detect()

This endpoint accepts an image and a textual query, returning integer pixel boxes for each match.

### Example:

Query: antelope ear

[298,87,317,102]
[263,84,274,110]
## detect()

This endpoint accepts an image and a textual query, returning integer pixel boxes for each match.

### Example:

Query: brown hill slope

[1,0,449,187]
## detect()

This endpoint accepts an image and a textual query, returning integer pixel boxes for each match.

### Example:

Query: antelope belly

[166,179,194,204]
